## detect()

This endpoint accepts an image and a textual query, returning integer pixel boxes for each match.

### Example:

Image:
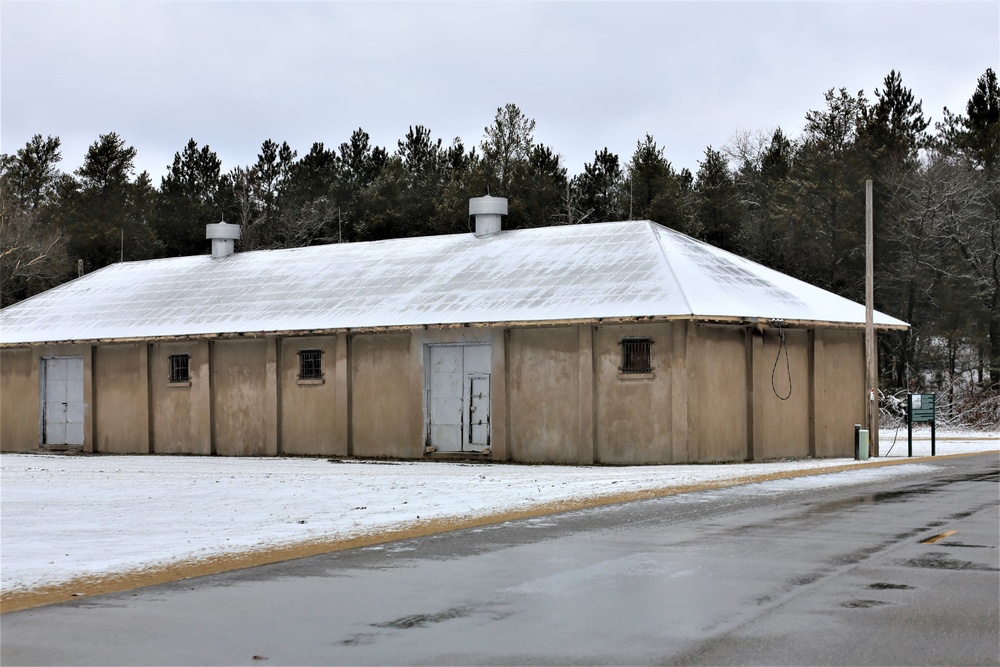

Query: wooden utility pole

[865,179,879,456]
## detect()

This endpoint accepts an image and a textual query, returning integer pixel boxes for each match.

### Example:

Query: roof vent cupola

[206,220,241,259]
[469,195,508,238]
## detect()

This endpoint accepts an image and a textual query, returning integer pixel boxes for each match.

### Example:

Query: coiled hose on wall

[771,326,792,401]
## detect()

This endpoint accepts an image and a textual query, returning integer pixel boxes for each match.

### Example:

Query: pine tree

[785,88,869,297]
[574,148,626,224]
[480,103,535,193]
[729,128,796,271]
[61,133,160,271]
[859,70,930,167]
[154,138,223,256]
[510,143,567,229]
[625,135,676,223]
[856,71,931,388]
[940,68,1000,171]
[3,135,63,211]
[934,69,1000,390]
[692,146,743,252]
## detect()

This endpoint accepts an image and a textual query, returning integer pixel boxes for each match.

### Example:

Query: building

[0,197,907,464]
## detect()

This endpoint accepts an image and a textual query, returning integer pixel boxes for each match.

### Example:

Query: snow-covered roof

[0,220,907,345]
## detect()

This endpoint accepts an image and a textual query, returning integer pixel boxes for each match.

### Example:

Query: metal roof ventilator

[469,195,508,238]
[206,220,241,259]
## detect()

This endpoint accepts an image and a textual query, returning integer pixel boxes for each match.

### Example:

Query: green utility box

[907,393,937,457]
[858,429,869,461]
[854,424,870,461]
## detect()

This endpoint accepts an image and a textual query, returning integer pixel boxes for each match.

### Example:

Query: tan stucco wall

[507,326,588,463]
[0,344,93,451]
[1,320,872,464]
[93,344,149,454]
[814,329,865,457]
[752,328,812,460]
[279,336,344,456]
[212,339,269,457]
[149,341,211,454]
[350,332,419,458]
[688,325,748,462]
[594,323,675,464]
[488,329,508,461]
[0,347,39,451]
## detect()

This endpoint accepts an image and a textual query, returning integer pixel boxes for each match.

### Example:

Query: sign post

[907,393,936,457]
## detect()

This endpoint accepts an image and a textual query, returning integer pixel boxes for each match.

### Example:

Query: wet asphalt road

[2,453,998,666]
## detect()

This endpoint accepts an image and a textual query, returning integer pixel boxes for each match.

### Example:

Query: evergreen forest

[2,68,997,426]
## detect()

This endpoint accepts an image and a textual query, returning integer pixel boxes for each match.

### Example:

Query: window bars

[168,354,190,383]
[298,349,323,380]
[620,338,653,374]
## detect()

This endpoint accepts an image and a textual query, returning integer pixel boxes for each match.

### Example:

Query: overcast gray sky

[2,1,997,182]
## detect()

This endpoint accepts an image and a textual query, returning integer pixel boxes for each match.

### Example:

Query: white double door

[43,356,85,446]
[427,344,490,452]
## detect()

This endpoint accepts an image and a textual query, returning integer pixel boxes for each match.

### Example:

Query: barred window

[298,349,323,380]
[168,354,190,383]
[620,338,653,374]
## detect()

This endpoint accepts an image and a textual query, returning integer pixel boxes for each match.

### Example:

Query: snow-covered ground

[1,428,996,598]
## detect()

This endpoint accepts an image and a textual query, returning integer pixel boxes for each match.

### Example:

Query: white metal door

[427,344,491,452]
[43,356,84,446]
[428,346,464,450]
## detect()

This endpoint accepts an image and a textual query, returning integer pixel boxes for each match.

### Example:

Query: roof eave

[0,314,910,349]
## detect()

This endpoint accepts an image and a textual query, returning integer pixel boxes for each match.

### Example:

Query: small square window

[168,354,190,383]
[620,338,653,374]
[298,349,323,380]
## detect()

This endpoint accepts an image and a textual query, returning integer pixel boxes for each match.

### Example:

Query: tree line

[1,68,997,420]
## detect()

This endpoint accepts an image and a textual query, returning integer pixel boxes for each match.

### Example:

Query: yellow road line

[920,530,957,544]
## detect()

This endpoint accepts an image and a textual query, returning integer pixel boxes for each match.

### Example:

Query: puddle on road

[811,489,924,514]
[373,605,472,629]
[868,582,914,590]
[337,602,512,647]
[901,552,999,572]
[842,599,890,608]
[810,469,999,515]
